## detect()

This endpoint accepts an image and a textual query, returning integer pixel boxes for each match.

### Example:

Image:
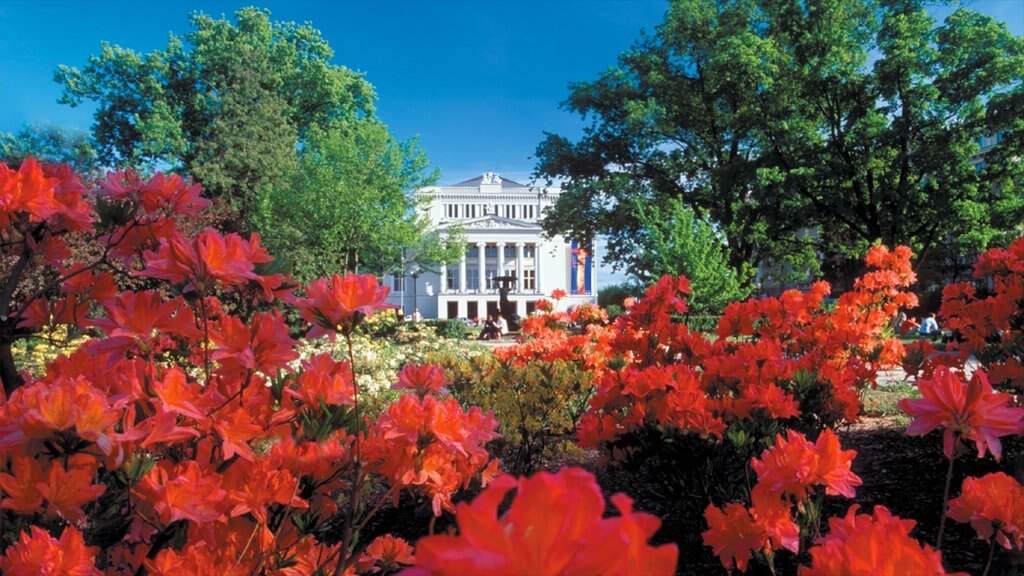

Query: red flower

[800,505,963,576]
[287,353,355,407]
[36,456,107,522]
[0,525,101,576]
[393,364,450,397]
[134,460,228,526]
[140,228,272,293]
[299,273,391,338]
[751,428,861,500]
[947,472,1024,551]
[702,502,763,572]
[0,455,44,513]
[405,468,677,575]
[899,367,1024,460]
[551,288,567,300]
[0,157,57,225]
[211,310,298,378]
[359,534,415,574]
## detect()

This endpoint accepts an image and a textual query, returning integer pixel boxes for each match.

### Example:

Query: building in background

[385,172,596,320]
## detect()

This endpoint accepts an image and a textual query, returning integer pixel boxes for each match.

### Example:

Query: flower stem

[936,450,956,551]
[335,331,363,576]
[981,535,997,576]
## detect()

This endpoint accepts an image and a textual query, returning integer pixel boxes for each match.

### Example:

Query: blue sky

[1,0,1021,185]
[0,0,668,184]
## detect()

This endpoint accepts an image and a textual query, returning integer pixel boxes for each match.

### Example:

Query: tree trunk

[0,340,25,398]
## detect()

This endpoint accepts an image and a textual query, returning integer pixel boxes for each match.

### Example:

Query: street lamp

[408,264,421,317]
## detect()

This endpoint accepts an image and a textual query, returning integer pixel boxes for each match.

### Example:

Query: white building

[386,172,597,321]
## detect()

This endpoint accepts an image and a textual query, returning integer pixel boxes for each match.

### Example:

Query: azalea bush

[938,235,1024,391]
[0,159,505,574]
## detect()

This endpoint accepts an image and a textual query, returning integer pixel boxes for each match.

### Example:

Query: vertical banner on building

[570,240,592,294]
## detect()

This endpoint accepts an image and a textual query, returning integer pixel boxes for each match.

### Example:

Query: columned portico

[516,242,524,291]
[384,172,596,319]
[459,251,466,293]
[476,242,486,293]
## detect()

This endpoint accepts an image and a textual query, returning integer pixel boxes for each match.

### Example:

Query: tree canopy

[0,124,100,176]
[54,6,456,276]
[634,197,751,314]
[535,0,1024,282]
[252,120,462,280]
[55,6,375,225]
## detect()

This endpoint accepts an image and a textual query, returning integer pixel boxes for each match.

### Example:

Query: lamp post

[408,264,421,317]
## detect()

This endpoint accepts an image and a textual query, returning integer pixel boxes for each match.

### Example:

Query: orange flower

[359,534,415,574]
[947,472,1024,551]
[899,367,1024,460]
[702,489,799,573]
[299,273,391,338]
[0,455,45,513]
[702,502,763,572]
[37,456,107,522]
[287,353,355,407]
[212,406,264,462]
[550,288,567,300]
[0,525,100,576]
[800,505,963,576]
[406,468,677,575]
[393,364,450,397]
[750,428,861,499]
[134,460,228,525]
[140,228,272,293]
[211,309,298,378]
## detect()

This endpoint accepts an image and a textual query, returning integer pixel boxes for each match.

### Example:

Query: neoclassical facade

[385,172,597,320]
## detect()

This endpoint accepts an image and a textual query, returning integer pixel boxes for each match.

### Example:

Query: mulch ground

[363,416,1024,574]
[590,417,1024,575]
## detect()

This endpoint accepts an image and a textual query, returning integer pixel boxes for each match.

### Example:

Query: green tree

[253,120,462,279]
[535,0,1024,278]
[55,6,375,225]
[634,197,751,315]
[0,124,100,176]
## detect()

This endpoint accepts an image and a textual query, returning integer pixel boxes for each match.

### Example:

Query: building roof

[451,173,529,188]
[436,215,541,231]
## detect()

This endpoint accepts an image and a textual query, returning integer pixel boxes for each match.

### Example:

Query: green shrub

[437,355,595,475]
[430,319,468,340]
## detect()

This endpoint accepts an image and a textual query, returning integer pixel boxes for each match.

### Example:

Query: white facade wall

[386,173,596,320]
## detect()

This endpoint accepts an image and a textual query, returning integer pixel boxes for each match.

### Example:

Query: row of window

[443,203,537,220]
[466,244,536,258]
[392,269,537,292]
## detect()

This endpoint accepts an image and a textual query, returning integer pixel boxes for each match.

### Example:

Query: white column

[497,242,506,279]
[440,263,447,294]
[477,242,486,293]
[534,241,542,294]
[459,249,467,293]
[516,242,524,293]
[589,241,597,301]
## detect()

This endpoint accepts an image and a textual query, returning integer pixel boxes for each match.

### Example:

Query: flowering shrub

[580,245,916,464]
[0,159,499,575]
[898,361,1024,562]
[702,428,862,572]
[939,236,1024,390]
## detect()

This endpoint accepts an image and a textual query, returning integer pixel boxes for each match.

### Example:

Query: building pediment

[437,215,540,230]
